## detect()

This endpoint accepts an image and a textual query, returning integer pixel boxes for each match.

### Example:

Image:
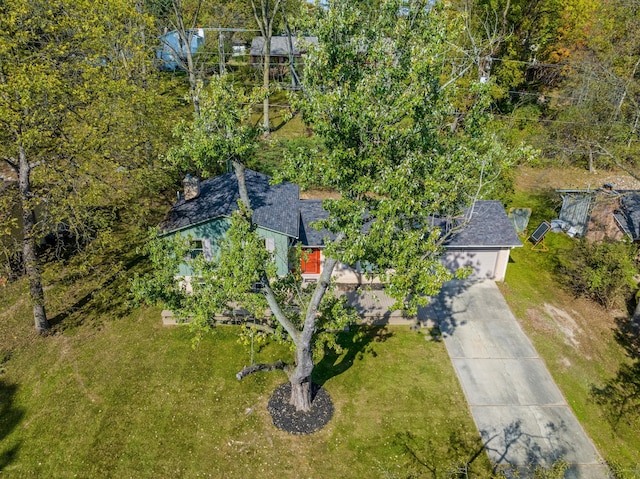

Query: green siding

[166,217,291,277]
[257,227,290,276]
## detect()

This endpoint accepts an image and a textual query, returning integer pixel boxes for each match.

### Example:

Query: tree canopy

[0,0,176,332]
[135,0,515,418]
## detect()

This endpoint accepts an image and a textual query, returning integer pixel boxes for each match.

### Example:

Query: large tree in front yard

[136,0,513,416]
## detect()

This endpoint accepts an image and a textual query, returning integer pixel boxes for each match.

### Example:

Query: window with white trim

[265,237,275,253]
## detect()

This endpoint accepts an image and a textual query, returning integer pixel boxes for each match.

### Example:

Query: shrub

[557,239,638,309]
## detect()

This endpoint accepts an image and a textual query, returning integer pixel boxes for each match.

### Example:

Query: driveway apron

[419,280,607,479]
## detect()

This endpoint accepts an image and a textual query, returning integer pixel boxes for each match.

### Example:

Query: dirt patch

[585,194,625,242]
[516,166,640,192]
[0,163,16,182]
[543,303,582,348]
[526,308,556,335]
[524,289,619,361]
[558,357,572,369]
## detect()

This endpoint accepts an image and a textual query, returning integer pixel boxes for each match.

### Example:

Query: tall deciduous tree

[0,0,169,333]
[251,0,283,133]
[136,0,512,413]
[548,0,640,175]
[162,0,204,116]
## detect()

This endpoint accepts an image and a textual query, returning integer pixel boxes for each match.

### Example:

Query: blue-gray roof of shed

[442,200,522,248]
[558,192,595,237]
[160,170,300,238]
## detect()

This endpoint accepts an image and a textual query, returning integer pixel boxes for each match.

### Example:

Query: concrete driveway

[419,280,608,479]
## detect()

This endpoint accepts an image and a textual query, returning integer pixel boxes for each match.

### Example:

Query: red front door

[301,249,321,274]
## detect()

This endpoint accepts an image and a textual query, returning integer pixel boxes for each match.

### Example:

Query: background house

[249,36,318,64]
[250,35,318,83]
[156,28,205,71]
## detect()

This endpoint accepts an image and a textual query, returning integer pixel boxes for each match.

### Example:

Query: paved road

[419,281,608,479]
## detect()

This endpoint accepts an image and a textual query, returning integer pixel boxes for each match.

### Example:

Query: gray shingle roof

[250,36,318,57]
[299,200,335,246]
[160,170,300,237]
[299,199,521,248]
[441,200,522,248]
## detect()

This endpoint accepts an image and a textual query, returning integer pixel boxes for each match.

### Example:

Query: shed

[557,190,596,237]
[250,35,318,64]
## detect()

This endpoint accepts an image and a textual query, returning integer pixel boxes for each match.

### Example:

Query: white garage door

[441,249,499,280]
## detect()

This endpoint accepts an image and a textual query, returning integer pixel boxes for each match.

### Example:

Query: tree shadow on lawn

[312,325,393,388]
[0,379,24,472]
[398,427,488,479]
[49,253,146,330]
[590,314,640,431]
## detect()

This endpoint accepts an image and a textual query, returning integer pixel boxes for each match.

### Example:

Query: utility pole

[218,29,225,74]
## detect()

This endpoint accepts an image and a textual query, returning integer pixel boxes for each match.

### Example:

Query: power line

[491,113,633,127]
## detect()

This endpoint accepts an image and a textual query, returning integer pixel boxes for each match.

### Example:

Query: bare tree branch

[236,359,289,380]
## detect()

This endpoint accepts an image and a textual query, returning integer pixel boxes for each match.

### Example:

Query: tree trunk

[187,53,200,117]
[232,160,252,210]
[251,0,283,135]
[173,0,201,116]
[287,251,343,412]
[18,144,49,334]
[289,345,314,411]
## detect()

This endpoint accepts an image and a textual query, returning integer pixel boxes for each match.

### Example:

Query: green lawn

[500,190,640,473]
[0,278,490,478]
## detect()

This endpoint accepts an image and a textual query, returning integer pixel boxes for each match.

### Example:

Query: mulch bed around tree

[267,383,334,434]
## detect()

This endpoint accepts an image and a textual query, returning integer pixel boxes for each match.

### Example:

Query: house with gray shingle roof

[250,36,318,63]
[160,170,521,284]
[160,170,300,277]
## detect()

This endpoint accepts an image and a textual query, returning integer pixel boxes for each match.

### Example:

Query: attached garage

[299,199,521,284]
[440,201,522,281]
[442,247,513,281]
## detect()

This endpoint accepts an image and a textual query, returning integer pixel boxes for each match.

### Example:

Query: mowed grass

[500,189,640,471]
[0,279,490,478]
